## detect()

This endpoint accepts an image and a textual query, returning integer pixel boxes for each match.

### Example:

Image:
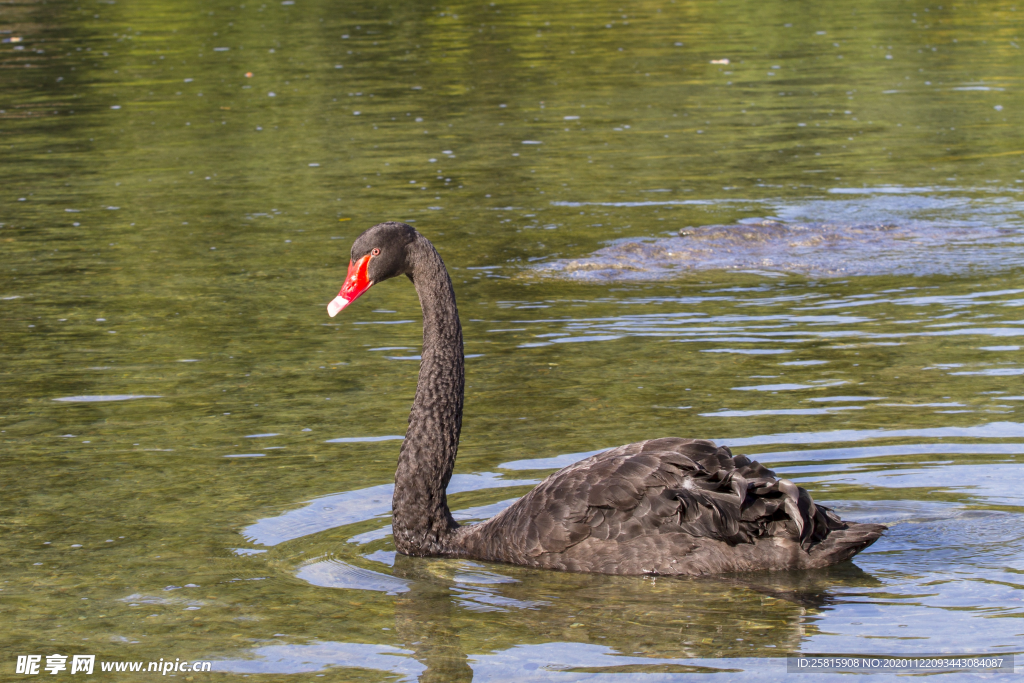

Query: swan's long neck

[392,238,465,556]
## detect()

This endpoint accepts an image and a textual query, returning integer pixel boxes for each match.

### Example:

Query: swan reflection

[212,554,881,680]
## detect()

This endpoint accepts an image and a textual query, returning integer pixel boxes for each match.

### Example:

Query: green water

[2,0,1023,679]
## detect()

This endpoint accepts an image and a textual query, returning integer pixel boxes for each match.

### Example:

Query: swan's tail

[803,521,886,568]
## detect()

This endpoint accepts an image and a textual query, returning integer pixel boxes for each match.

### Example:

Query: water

[1,0,1022,679]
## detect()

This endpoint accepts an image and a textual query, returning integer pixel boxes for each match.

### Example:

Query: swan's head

[327,221,419,317]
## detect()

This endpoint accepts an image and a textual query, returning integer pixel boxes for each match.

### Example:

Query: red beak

[327,253,373,317]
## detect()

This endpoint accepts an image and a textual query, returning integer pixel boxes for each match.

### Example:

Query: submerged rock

[538,219,1021,279]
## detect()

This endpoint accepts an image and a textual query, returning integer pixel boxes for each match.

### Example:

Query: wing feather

[469,438,848,563]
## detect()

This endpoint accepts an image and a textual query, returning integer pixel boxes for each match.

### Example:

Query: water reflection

[214,641,425,678]
[393,559,474,683]
[217,490,1024,677]
[214,554,884,680]
[52,394,162,402]
[297,557,411,594]
[498,424,1024,470]
[243,473,537,547]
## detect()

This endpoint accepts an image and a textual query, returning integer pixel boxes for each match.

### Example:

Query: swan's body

[329,222,884,576]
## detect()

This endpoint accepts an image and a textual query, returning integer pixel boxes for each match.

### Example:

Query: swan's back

[457,438,884,575]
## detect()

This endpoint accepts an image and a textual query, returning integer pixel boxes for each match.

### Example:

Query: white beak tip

[327,296,349,318]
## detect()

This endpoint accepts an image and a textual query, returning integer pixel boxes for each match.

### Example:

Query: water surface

[1,0,1023,679]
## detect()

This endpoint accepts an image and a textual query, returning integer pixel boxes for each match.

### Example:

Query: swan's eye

[371,248,380,256]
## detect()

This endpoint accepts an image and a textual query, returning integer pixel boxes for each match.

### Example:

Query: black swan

[327,222,884,575]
